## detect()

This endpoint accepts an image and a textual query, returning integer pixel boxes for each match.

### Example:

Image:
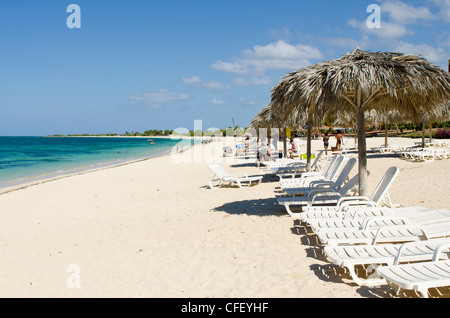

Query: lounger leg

[209,180,222,189]
[346,265,387,287]
[284,203,303,218]
[416,287,429,299]
[236,180,251,188]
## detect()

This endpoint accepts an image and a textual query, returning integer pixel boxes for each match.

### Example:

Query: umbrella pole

[384,122,388,147]
[283,128,287,158]
[306,124,312,171]
[422,121,425,148]
[429,120,433,142]
[356,90,368,197]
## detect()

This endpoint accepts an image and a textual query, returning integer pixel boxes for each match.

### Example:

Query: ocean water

[0,136,192,189]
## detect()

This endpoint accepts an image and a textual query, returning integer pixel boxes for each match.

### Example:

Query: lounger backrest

[208,164,231,178]
[338,170,371,195]
[311,151,324,170]
[321,155,340,178]
[326,155,344,181]
[369,166,400,204]
[334,158,356,188]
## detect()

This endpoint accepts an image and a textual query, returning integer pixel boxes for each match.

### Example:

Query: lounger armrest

[277,173,295,179]
[394,239,450,265]
[287,162,307,168]
[371,224,425,245]
[306,188,339,198]
[344,205,382,219]
[432,243,450,262]
[361,216,411,230]
[335,196,371,208]
[308,180,336,188]
[310,193,341,206]
[298,172,321,179]
[335,202,376,214]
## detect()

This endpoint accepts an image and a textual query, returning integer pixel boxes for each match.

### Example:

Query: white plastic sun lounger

[275,151,324,178]
[283,158,356,197]
[259,158,304,175]
[208,164,263,189]
[279,155,344,188]
[277,171,361,217]
[376,242,450,298]
[307,206,431,233]
[323,238,450,286]
[267,159,309,173]
[278,154,340,183]
[316,210,450,246]
[299,166,400,220]
[260,158,301,169]
[371,146,393,153]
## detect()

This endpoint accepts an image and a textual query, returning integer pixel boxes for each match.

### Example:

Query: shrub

[434,128,450,139]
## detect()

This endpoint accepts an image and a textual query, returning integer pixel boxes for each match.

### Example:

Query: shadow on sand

[212,197,286,216]
[289,218,450,298]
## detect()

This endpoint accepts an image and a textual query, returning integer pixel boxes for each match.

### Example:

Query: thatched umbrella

[250,103,309,159]
[364,108,405,147]
[250,105,272,131]
[269,101,314,165]
[271,48,450,196]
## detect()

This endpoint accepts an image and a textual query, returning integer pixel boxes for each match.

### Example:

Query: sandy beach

[0,136,449,298]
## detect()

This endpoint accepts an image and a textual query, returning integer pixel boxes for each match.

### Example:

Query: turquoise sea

[0,136,192,189]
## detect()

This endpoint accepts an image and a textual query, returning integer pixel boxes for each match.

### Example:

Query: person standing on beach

[335,131,343,150]
[323,132,329,155]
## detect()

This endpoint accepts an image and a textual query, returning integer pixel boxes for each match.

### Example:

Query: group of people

[229,131,344,161]
[323,131,343,155]
[287,130,344,158]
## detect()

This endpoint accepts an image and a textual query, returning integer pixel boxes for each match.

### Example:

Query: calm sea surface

[0,136,192,189]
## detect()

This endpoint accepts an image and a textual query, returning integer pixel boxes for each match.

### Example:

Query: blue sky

[1,0,449,136]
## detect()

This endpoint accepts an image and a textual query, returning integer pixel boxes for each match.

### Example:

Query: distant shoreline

[43,135,199,139]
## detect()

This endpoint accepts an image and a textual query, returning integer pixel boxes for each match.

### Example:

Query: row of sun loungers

[396,147,450,162]
[206,150,450,297]
[370,141,450,163]
[273,155,450,298]
[414,140,450,148]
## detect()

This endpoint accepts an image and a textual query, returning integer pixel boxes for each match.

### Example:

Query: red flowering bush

[434,128,450,139]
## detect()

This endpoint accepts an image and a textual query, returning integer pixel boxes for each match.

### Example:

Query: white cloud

[381,1,435,24]
[129,89,189,108]
[269,27,291,41]
[233,76,272,86]
[430,0,450,22]
[212,41,323,75]
[239,97,257,106]
[392,41,448,65]
[211,99,227,105]
[348,18,413,39]
[438,33,450,47]
[323,35,371,49]
[181,76,230,90]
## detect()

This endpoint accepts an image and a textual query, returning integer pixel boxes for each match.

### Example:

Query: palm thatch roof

[270,48,450,196]
[250,103,309,130]
[271,48,450,120]
[250,105,272,130]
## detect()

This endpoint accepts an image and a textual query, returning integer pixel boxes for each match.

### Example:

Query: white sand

[0,137,449,298]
